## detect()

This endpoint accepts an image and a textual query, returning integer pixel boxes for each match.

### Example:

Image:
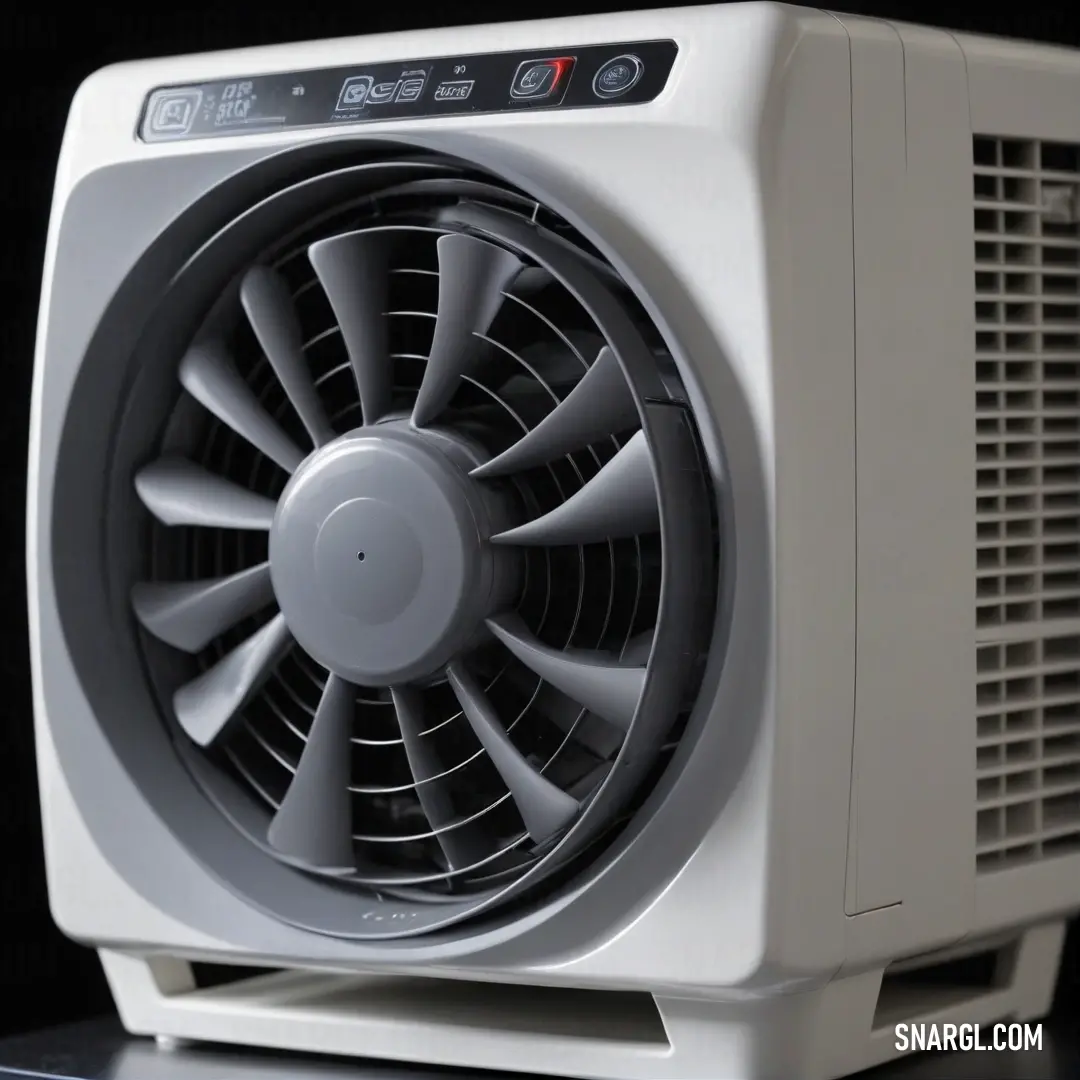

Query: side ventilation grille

[973,135,1080,870]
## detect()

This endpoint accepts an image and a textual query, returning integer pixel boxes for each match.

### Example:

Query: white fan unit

[28,4,1080,1078]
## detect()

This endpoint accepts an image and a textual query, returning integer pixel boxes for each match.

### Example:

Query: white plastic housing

[29,4,1080,1078]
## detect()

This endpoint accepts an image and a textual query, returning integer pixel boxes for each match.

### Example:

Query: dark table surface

[0,1014,1075,1080]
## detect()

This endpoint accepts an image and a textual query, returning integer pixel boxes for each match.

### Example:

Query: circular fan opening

[111,148,722,936]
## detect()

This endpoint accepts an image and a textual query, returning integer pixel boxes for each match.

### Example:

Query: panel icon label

[510,58,574,101]
[335,76,373,110]
[395,71,428,103]
[433,79,475,102]
[145,89,203,137]
[367,80,400,104]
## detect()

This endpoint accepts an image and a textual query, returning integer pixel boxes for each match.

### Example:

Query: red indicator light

[510,57,576,101]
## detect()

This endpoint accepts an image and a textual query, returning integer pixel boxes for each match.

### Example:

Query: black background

[2,0,1079,1040]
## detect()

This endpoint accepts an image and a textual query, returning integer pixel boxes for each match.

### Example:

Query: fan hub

[314,497,424,623]
[269,422,517,686]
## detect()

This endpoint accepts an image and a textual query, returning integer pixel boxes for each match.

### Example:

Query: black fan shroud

[131,152,720,927]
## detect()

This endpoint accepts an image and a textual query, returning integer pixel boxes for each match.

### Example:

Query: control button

[510,57,574,101]
[433,79,475,103]
[592,54,643,99]
[368,80,399,105]
[145,89,202,137]
[336,76,373,110]
[395,73,427,103]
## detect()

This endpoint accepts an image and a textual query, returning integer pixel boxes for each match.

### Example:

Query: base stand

[99,920,1065,1080]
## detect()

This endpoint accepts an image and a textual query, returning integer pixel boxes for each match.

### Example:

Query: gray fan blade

[512,266,553,295]
[134,457,277,530]
[131,562,274,653]
[447,663,578,843]
[392,687,486,871]
[240,266,334,447]
[411,233,523,427]
[490,430,658,546]
[500,666,623,760]
[172,613,292,747]
[309,233,391,426]
[472,347,639,479]
[486,614,646,730]
[179,341,305,473]
[621,628,656,665]
[509,337,600,394]
[267,673,356,873]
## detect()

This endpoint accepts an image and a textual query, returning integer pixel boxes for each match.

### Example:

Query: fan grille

[132,153,718,924]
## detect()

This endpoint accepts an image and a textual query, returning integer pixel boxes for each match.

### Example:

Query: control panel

[139,40,678,143]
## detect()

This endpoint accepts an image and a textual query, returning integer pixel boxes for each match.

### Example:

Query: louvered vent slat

[973,135,1080,871]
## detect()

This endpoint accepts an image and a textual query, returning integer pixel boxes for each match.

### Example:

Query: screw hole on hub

[357,552,366,562]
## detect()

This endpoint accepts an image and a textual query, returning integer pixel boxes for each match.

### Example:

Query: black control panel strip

[139,40,678,143]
